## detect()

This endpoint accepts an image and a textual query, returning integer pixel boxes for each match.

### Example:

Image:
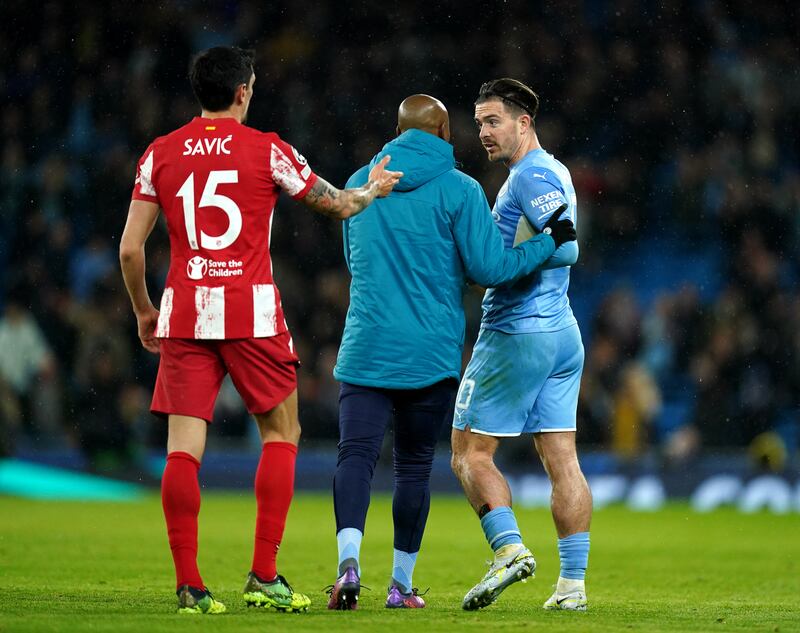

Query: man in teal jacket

[326,95,576,610]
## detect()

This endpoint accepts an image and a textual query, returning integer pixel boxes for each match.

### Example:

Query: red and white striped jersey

[131,117,317,339]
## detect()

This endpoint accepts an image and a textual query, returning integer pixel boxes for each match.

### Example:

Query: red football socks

[161,451,203,590]
[251,441,298,581]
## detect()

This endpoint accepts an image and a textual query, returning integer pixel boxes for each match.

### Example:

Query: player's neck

[200,109,243,123]
[506,133,542,168]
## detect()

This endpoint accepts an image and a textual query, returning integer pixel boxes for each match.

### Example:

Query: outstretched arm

[299,155,403,220]
[454,181,563,287]
[119,199,161,354]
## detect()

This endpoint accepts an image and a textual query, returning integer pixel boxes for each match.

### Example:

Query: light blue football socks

[480,507,523,552]
[392,549,418,593]
[558,531,590,580]
[337,527,363,575]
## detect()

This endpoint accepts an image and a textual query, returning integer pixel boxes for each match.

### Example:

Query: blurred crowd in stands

[1,0,798,473]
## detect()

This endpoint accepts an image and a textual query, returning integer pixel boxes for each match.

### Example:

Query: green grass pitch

[1,492,799,632]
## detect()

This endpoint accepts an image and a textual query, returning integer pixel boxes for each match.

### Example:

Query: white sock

[494,542,525,560]
[556,576,585,594]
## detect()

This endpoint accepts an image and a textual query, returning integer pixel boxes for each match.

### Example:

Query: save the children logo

[187,256,244,280]
[187,256,208,280]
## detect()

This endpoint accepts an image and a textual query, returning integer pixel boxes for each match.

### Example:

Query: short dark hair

[189,46,255,112]
[476,78,539,120]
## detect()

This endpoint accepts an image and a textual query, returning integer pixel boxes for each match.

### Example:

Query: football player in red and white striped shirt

[119,46,401,614]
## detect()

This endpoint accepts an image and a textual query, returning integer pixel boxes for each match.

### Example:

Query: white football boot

[543,576,588,611]
[462,544,536,610]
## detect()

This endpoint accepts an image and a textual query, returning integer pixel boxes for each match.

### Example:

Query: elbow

[119,241,140,264]
[320,200,351,221]
[467,272,494,288]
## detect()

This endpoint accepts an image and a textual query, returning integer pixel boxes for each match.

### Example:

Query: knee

[271,418,301,445]
[451,445,490,481]
[394,452,434,484]
[546,458,587,489]
[450,434,468,476]
[255,407,301,445]
[338,438,381,468]
[450,450,465,479]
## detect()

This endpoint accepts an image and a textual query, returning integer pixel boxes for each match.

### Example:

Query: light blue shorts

[453,324,584,436]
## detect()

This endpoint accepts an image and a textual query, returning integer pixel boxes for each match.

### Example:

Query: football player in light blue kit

[451,78,592,612]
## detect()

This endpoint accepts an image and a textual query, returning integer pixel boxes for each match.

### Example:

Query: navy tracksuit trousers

[333,379,457,553]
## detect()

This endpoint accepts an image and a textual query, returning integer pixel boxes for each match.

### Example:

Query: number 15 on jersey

[176,170,242,251]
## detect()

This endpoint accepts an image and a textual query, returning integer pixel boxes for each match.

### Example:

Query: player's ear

[236,83,247,105]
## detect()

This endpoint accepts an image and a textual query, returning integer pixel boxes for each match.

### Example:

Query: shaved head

[397,94,450,141]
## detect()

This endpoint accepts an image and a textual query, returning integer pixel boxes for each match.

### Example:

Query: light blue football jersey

[481,148,579,333]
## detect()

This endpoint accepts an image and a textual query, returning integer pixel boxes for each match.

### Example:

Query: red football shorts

[151,332,299,422]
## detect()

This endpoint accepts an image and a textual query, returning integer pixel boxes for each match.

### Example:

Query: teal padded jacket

[333,129,556,389]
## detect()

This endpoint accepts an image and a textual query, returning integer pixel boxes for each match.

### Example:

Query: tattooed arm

[300,155,403,220]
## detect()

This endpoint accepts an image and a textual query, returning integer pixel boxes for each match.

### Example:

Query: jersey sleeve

[514,168,572,230]
[268,136,318,200]
[131,143,159,204]
[514,168,579,269]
